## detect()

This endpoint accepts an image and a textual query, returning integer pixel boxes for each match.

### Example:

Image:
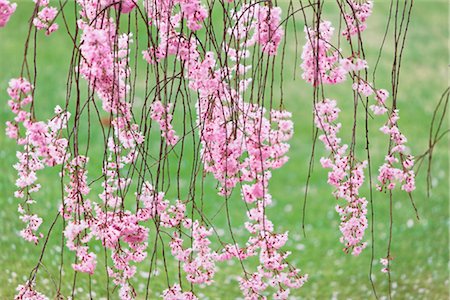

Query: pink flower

[32,1,58,35]
[0,0,16,27]
[377,110,416,193]
[342,1,373,39]
[380,257,391,273]
[150,101,179,146]
[314,99,368,255]
[115,0,136,13]
[301,21,349,86]
[162,284,198,300]
[5,121,18,139]
[72,247,97,274]
[15,281,48,300]
[6,77,71,244]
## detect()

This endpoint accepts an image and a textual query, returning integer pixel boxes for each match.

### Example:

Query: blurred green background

[0,0,448,299]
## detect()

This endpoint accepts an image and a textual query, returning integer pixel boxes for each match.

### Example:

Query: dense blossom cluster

[169,221,217,285]
[378,110,416,193]
[78,20,131,116]
[6,78,70,244]
[136,184,221,293]
[0,0,16,27]
[301,21,368,85]
[5,0,419,298]
[15,281,48,300]
[150,101,179,146]
[33,0,58,35]
[162,284,198,300]
[8,0,298,297]
[314,99,368,255]
[61,156,96,275]
[142,0,207,64]
[70,1,146,297]
[302,2,415,258]
[142,1,306,298]
[229,3,284,56]
[114,0,136,13]
[342,0,373,39]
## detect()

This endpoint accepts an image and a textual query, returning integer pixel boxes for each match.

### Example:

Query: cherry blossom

[32,0,58,35]
[15,281,48,300]
[314,99,368,255]
[0,0,16,27]
[342,0,373,40]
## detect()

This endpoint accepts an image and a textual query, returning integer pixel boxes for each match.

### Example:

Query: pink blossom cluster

[378,110,416,193]
[251,4,283,55]
[33,0,58,35]
[8,1,303,298]
[65,221,97,274]
[71,4,216,296]
[114,0,136,14]
[6,78,70,244]
[0,0,16,27]
[234,194,308,298]
[229,3,284,56]
[197,98,294,196]
[162,284,198,300]
[112,182,217,292]
[187,38,290,199]
[370,89,389,115]
[61,156,96,274]
[6,78,33,140]
[142,0,206,64]
[142,1,305,297]
[76,11,146,292]
[301,21,369,85]
[144,0,207,32]
[150,101,179,146]
[238,266,306,300]
[301,18,374,86]
[73,1,151,297]
[111,117,144,150]
[314,99,368,255]
[62,174,151,300]
[137,183,221,293]
[301,1,415,257]
[179,0,208,31]
[15,281,47,300]
[342,0,373,40]
[137,183,219,288]
[350,79,416,192]
[352,78,389,115]
[78,19,131,116]
[170,221,217,285]
[97,208,149,299]
[65,179,198,299]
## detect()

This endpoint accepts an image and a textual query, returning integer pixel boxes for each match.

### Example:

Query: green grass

[0,1,448,299]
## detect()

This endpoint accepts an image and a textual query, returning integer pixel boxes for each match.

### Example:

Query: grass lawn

[0,0,448,299]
